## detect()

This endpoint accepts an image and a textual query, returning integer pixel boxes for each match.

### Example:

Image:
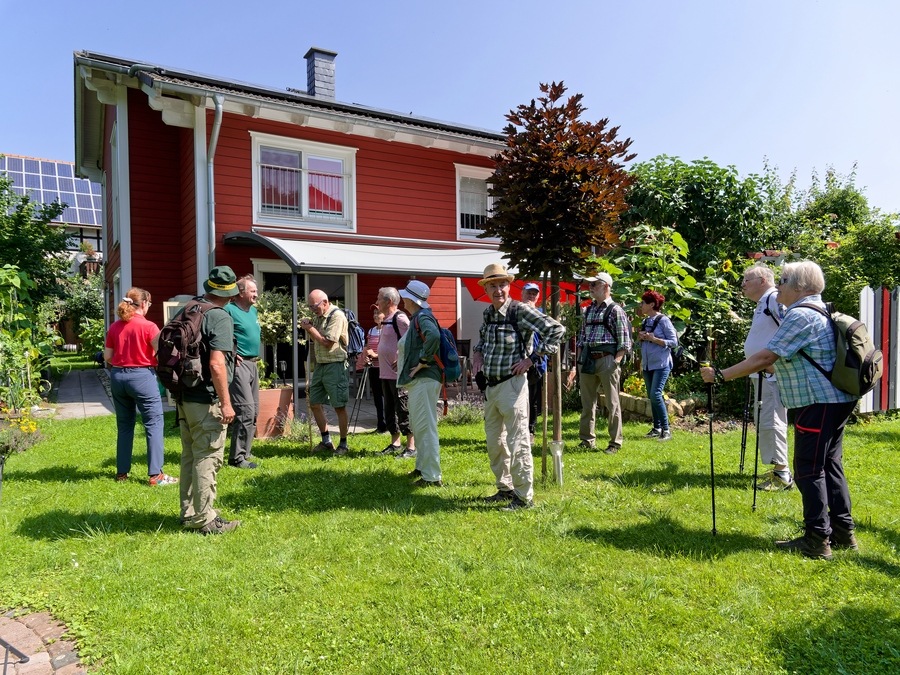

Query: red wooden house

[73,48,509,370]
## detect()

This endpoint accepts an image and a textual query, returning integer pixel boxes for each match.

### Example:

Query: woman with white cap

[396,280,443,487]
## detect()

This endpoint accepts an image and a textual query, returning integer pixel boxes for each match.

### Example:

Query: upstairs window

[456,165,496,240]
[252,133,356,231]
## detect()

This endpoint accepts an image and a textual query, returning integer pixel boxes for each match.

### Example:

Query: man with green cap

[178,266,241,535]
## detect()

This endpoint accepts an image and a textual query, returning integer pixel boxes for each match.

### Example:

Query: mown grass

[0,411,898,674]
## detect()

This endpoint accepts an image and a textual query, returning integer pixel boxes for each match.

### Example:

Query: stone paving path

[0,611,85,675]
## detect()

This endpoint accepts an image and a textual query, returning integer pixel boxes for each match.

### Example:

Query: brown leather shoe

[830,524,859,550]
[775,531,832,560]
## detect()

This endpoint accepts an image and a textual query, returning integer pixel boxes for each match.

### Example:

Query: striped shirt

[576,299,633,353]
[766,294,857,408]
[475,299,565,381]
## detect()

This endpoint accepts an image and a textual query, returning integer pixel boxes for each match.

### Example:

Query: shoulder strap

[792,303,835,378]
[602,302,619,352]
[388,313,401,339]
[764,293,781,327]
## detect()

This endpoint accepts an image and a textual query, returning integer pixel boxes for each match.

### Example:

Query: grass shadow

[16,508,176,540]
[4,464,108,483]
[769,605,900,672]
[585,461,756,491]
[219,466,470,515]
[567,515,772,558]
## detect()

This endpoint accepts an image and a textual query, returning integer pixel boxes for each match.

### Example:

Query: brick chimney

[304,47,337,100]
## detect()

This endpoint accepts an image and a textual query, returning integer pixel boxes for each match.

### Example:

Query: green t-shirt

[178,298,236,403]
[225,302,261,358]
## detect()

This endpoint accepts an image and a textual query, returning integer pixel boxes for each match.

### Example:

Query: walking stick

[701,361,717,536]
[751,373,764,512]
[739,376,751,473]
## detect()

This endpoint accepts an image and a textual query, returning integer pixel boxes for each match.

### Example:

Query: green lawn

[1,412,898,674]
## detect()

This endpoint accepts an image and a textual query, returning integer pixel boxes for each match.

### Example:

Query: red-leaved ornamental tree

[481,82,635,450]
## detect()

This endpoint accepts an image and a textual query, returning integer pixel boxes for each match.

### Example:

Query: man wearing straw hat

[473,264,565,510]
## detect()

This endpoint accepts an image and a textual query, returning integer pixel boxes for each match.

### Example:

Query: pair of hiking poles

[704,366,765,536]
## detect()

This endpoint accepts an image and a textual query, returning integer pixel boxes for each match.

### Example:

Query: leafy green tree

[624,156,767,269]
[0,173,70,304]
[61,271,104,333]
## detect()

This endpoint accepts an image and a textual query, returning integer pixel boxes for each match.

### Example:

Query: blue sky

[2,0,897,212]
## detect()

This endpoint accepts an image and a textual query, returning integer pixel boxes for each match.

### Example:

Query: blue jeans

[110,367,165,476]
[643,366,671,431]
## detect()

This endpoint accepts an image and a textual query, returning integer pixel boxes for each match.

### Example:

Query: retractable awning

[223,231,510,277]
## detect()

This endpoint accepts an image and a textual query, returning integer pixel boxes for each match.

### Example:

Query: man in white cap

[473,264,565,510]
[521,282,548,442]
[396,280,443,487]
[566,272,632,454]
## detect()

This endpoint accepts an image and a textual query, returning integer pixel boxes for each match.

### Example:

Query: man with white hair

[741,263,791,490]
[703,260,860,560]
[567,272,632,454]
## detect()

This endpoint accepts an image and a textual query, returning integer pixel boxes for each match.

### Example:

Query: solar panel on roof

[24,159,39,173]
[43,175,57,191]
[60,192,75,207]
[76,194,91,209]
[41,161,56,176]
[7,157,22,172]
[0,157,5,171]
[57,164,72,178]
[75,179,89,194]
[59,177,74,192]
[25,174,40,188]
[11,173,23,188]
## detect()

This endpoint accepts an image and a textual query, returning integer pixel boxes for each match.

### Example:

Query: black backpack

[156,299,218,393]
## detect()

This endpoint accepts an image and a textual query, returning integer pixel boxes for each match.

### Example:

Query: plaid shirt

[475,299,565,381]
[766,294,857,408]
[577,299,632,353]
[311,305,348,367]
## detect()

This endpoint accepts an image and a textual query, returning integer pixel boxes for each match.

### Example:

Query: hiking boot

[501,496,534,511]
[656,430,672,442]
[483,489,515,503]
[378,444,402,456]
[196,516,242,536]
[229,460,258,469]
[395,447,417,460]
[412,478,442,488]
[603,445,620,455]
[149,472,179,486]
[115,473,128,482]
[830,524,859,551]
[775,531,833,560]
[644,428,662,438]
[577,440,595,450]
[757,470,794,491]
[313,441,334,453]
[407,468,422,478]
[333,442,349,456]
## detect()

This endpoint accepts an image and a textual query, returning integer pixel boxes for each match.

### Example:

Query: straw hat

[477,263,515,287]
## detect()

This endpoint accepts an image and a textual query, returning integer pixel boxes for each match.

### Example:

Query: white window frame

[251,132,357,232]
[109,123,120,245]
[455,164,498,241]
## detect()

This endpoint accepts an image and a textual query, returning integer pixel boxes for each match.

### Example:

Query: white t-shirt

[743,287,783,380]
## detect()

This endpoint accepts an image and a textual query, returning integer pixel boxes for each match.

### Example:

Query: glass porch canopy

[222,231,510,277]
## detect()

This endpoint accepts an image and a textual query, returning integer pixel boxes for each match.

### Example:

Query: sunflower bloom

[722,260,733,272]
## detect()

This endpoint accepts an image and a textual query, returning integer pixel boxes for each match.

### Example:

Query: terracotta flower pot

[256,387,293,438]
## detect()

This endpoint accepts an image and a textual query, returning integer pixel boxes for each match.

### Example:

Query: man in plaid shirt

[473,264,564,511]
[566,272,632,454]
[702,260,860,560]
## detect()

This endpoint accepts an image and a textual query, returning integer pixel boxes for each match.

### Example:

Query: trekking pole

[350,363,370,433]
[701,361,717,536]
[739,376,751,473]
[751,373,764,512]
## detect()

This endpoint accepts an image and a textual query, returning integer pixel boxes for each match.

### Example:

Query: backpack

[643,313,686,371]
[326,308,366,362]
[584,301,631,365]
[414,313,461,383]
[795,302,884,397]
[156,299,218,394]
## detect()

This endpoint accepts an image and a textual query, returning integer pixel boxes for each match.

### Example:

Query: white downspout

[207,94,224,271]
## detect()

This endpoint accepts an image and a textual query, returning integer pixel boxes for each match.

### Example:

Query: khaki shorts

[309,360,349,408]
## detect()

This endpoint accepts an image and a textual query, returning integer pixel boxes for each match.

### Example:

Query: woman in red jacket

[104,288,177,485]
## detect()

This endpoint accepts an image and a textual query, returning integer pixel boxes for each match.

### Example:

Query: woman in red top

[104,288,177,485]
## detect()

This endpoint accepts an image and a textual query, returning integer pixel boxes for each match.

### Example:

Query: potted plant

[254,290,312,438]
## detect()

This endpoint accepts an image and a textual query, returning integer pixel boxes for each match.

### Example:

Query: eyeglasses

[741,277,757,285]
[307,298,326,310]
[778,277,790,286]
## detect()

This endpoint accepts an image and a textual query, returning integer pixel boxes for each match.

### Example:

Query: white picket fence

[858,286,899,413]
